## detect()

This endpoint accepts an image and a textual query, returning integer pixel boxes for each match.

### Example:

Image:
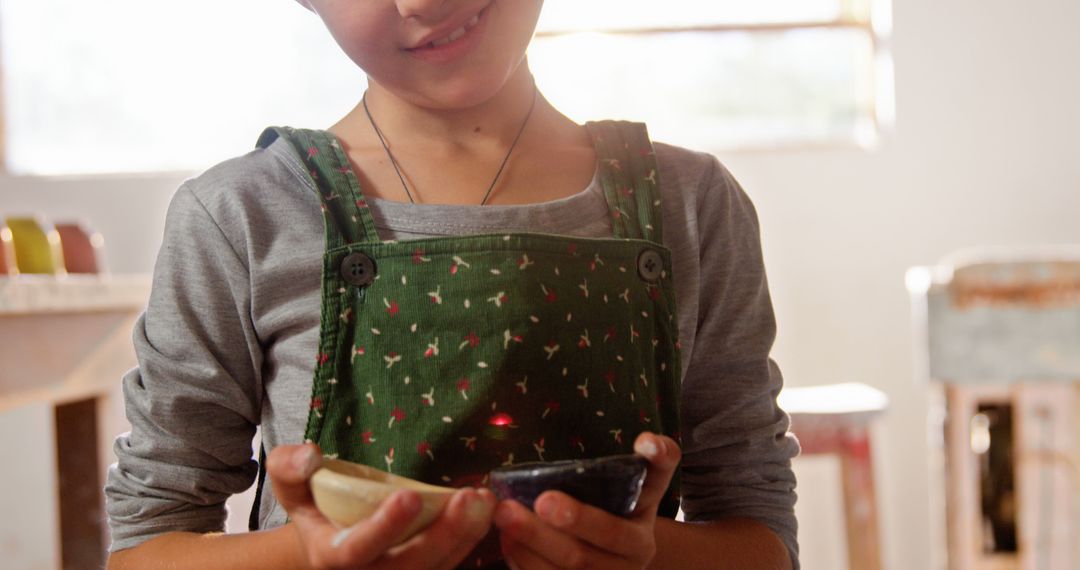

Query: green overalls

[254,121,682,567]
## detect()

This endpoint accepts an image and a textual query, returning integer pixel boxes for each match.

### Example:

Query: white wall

[3,1,1079,568]
[1,172,182,274]
[725,0,1080,568]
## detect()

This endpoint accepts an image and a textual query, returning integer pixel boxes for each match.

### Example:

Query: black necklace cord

[361,86,538,205]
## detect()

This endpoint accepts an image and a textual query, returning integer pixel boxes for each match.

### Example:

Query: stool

[908,248,1080,570]
[780,382,888,570]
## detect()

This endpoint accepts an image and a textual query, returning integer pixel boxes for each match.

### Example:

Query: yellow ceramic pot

[5,217,62,275]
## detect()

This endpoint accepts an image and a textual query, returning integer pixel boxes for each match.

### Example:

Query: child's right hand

[267,443,496,570]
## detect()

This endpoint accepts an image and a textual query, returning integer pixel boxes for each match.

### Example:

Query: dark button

[637,248,664,282]
[340,252,376,287]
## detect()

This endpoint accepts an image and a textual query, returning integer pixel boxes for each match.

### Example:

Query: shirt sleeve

[677,157,801,567]
[104,183,263,551]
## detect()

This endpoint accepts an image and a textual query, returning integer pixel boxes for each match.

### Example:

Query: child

[105,1,799,568]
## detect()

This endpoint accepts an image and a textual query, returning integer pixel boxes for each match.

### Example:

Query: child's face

[308,0,543,109]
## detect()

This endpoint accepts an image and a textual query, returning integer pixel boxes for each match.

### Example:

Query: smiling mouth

[411,8,484,51]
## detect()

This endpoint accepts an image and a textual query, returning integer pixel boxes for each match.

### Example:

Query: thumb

[266,443,324,518]
[631,432,681,517]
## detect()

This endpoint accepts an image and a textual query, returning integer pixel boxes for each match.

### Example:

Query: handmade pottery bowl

[489,454,648,517]
[310,459,455,541]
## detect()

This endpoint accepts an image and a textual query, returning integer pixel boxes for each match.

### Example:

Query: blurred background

[2,0,1079,568]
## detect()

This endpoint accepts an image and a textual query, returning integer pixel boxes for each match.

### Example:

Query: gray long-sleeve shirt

[104,135,800,565]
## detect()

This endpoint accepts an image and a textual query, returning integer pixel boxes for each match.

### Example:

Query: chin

[403,72,521,111]
[373,49,531,111]
[435,83,508,110]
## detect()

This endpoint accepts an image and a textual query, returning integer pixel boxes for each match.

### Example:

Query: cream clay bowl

[310,454,646,540]
[309,459,455,541]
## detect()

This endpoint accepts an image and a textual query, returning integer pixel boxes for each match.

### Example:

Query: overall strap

[247,443,267,531]
[585,121,664,243]
[257,127,380,246]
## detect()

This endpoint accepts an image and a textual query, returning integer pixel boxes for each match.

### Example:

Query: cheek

[339,36,396,75]
[314,7,397,71]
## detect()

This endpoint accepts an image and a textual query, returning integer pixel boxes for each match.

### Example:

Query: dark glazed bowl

[489,454,648,517]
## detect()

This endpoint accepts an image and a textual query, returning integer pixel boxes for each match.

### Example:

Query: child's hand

[494,432,681,569]
[267,443,496,570]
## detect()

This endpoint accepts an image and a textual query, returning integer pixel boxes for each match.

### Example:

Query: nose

[395,0,453,20]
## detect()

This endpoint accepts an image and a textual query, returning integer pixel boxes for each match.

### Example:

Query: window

[0,0,362,175]
[530,0,894,151]
[0,0,892,176]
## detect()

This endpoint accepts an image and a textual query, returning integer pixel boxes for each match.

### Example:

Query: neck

[341,65,540,154]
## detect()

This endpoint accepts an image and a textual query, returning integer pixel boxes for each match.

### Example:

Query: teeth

[432,25,467,47]
[427,12,481,48]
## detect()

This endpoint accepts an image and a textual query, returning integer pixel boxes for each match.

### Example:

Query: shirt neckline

[365,164,607,234]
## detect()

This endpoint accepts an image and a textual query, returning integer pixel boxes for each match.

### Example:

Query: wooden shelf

[0,274,151,314]
[0,275,150,410]
[0,274,151,569]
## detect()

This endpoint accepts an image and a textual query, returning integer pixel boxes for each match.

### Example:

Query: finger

[632,432,681,516]
[533,491,652,560]
[380,487,496,570]
[495,499,626,569]
[266,445,431,568]
[317,488,425,568]
[266,443,323,518]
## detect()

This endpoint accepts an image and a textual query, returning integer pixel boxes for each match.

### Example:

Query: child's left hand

[494,432,680,569]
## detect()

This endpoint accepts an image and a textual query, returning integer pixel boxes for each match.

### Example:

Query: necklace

[361,87,538,205]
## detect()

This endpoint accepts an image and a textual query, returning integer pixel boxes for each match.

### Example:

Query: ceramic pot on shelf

[53,222,104,275]
[5,216,63,275]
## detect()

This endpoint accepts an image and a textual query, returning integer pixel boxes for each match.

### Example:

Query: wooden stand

[0,275,150,569]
